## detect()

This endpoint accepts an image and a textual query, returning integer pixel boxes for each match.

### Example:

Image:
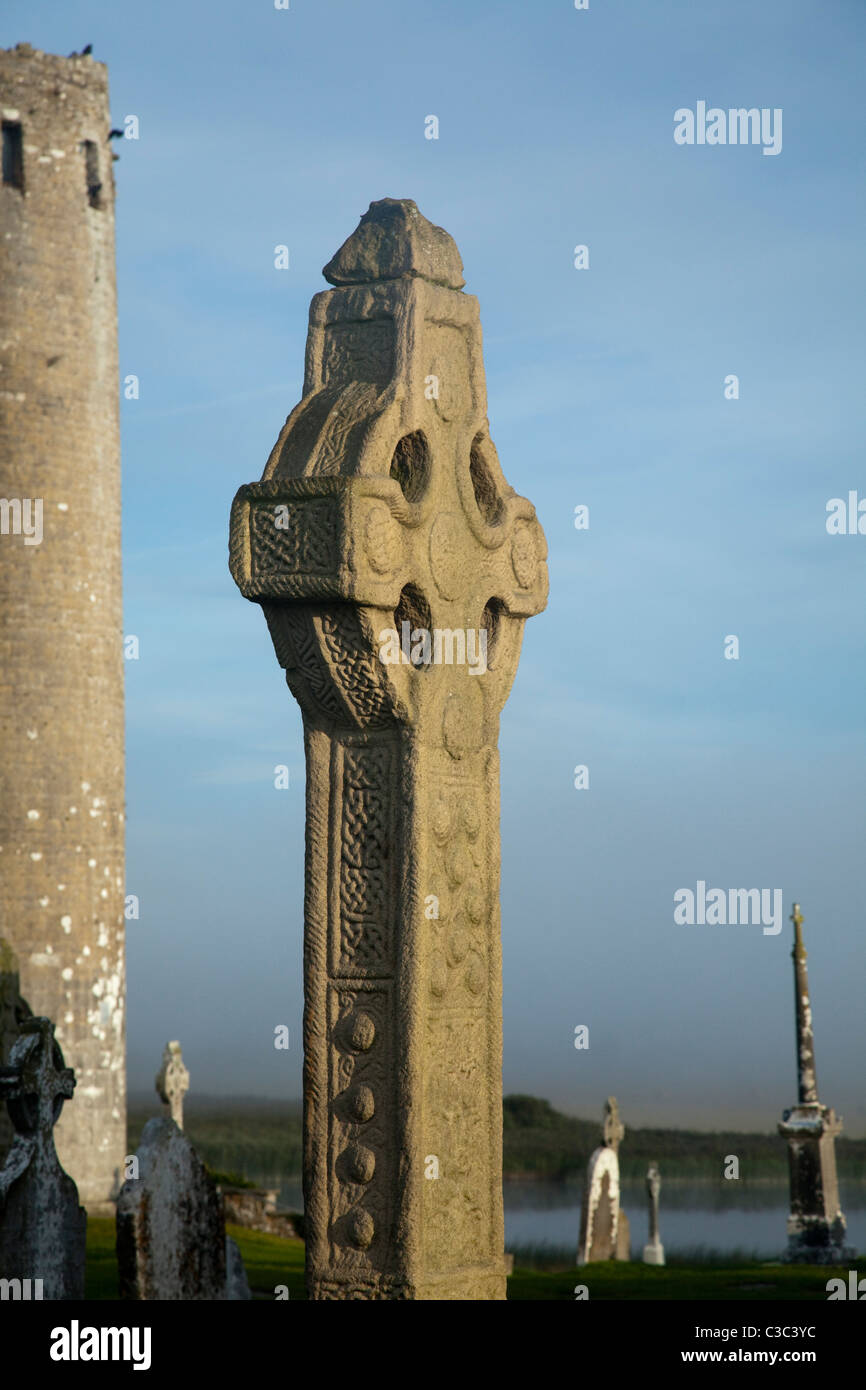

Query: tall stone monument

[778,903,848,1262]
[0,43,126,1211]
[229,198,548,1299]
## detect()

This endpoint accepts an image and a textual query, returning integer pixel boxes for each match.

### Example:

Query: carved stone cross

[0,1014,75,1138]
[602,1096,625,1153]
[0,1016,85,1297]
[230,198,548,1299]
[155,1040,189,1130]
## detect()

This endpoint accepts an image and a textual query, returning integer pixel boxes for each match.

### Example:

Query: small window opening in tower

[83,140,102,208]
[2,121,24,190]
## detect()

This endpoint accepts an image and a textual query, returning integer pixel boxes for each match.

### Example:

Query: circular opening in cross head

[389,431,430,504]
[393,584,433,670]
[469,433,504,526]
[480,598,504,670]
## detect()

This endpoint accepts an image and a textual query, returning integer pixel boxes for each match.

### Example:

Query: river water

[503,1179,866,1258]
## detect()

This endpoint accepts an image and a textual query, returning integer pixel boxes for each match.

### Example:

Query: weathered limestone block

[230,198,548,1299]
[0,1016,86,1299]
[117,1118,228,1300]
[220,1184,301,1238]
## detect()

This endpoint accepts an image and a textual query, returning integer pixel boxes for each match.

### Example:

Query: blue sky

[7,0,864,1131]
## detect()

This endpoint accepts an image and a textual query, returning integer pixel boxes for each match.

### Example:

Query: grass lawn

[85,1219,863,1301]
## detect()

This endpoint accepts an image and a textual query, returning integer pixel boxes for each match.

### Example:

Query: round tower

[0,43,125,1211]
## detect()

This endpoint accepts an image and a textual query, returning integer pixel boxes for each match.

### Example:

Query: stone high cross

[0,1016,86,1298]
[230,198,548,1299]
[155,1040,189,1130]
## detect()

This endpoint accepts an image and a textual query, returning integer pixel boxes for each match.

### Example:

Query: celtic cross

[155,1040,189,1130]
[230,199,548,1299]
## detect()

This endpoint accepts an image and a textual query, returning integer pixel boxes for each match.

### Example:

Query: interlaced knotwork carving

[251,499,336,575]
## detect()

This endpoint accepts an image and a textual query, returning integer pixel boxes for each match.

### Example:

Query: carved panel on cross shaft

[331,741,397,977]
[427,774,488,1006]
[319,611,395,728]
[423,1012,490,1271]
[327,984,393,1277]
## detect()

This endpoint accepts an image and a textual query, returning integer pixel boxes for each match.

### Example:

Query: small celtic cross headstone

[230,198,548,1299]
[578,1096,628,1263]
[155,1040,189,1130]
[0,1016,86,1298]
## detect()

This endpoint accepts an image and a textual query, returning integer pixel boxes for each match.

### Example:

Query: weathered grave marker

[578,1097,630,1264]
[116,1116,227,1300]
[230,198,548,1299]
[0,1016,86,1299]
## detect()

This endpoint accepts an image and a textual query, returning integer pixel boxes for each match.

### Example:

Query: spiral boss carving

[230,199,548,1299]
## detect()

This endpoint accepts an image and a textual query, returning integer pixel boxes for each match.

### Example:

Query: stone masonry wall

[0,43,125,1211]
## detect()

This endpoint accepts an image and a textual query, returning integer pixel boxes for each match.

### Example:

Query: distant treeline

[502,1095,866,1181]
[127,1092,866,1185]
[128,1097,303,1186]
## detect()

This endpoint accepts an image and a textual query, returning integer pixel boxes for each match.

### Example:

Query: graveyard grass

[84,1220,865,1301]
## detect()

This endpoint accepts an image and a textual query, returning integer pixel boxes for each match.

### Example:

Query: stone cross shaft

[155,1041,189,1130]
[790,904,818,1105]
[229,199,548,1300]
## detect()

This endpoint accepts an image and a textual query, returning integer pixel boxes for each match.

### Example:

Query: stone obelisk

[0,44,125,1212]
[778,903,848,1262]
[230,198,548,1299]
